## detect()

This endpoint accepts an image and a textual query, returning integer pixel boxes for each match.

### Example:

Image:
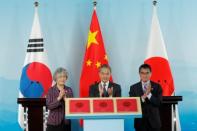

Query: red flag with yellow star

[80,8,111,98]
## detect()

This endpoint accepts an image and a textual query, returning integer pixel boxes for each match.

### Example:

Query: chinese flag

[144,5,174,96]
[80,8,111,98]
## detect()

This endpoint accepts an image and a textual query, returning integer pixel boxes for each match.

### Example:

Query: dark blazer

[129,81,162,129]
[89,82,121,97]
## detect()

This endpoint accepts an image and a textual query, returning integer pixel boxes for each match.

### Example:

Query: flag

[18,4,52,128]
[144,3,181,130]
[144,4,174,96]
[80,8,112,98]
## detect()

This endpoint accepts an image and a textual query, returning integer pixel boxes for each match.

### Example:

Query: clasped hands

[57,88,67,101]
[99,84,113,97]
[142,84,152,100]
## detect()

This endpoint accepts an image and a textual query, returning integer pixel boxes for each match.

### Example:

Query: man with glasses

[129,64,162,131]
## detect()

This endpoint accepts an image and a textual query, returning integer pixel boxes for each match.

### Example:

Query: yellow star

[86,59,92,66]
[95,61,101,68]
[87,31,98,49]
[104,54,108,61]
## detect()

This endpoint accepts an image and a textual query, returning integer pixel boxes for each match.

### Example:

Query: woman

[46,67,73,131]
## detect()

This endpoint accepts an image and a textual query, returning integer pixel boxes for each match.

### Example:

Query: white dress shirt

[101,81,109,91]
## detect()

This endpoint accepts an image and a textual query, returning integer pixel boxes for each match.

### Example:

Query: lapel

[150,81,156,94]
[53,85,60,97]
[108,82,112,88]
[138,82,144,96]
[96,82,100,95]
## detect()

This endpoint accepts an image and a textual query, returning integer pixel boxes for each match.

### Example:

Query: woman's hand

[63,96,67,102]
[57,89,65,101]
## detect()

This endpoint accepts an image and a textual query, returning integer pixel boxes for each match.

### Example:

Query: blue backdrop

[0,0,197,130]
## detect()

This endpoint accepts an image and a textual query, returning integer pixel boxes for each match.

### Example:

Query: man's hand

[141,93,147,102]
[142,93,147,99]
[107,87,113,97]
[145,83,152,95]
[99,84,104,97]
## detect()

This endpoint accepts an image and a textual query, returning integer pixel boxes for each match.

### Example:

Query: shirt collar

[141,80,150,86]
[100,81,109,88]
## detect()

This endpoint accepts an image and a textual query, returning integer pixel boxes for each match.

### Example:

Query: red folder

[93,99,114,113]
[116,99,138,112]
[69,100,90,114]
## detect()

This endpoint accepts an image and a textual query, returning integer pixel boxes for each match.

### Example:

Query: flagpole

[151,1,178,131]
[34,1,39,15]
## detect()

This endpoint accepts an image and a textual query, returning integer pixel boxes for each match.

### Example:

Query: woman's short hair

[53,67,68,81]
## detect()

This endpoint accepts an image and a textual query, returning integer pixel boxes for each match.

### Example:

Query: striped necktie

[143,83,147,93]
[103,83,107,97]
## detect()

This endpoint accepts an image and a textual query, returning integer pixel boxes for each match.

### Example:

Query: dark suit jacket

[129,81,162,129]
[89,82,121,97]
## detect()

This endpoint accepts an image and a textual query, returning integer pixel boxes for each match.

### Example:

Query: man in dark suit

[89,64,121,97]
[129,64,162,131]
